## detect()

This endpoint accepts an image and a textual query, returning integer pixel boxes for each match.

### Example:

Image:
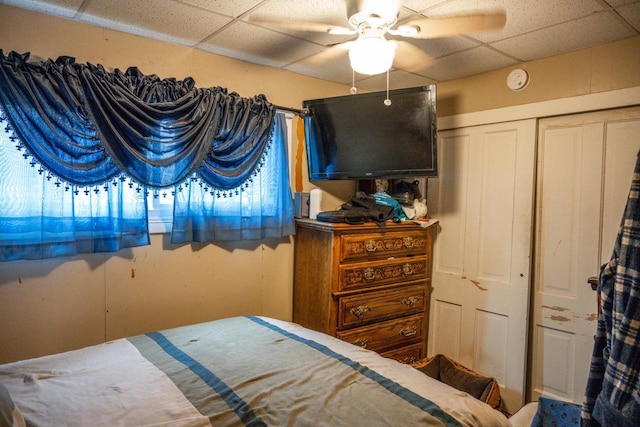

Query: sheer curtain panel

[171,113,295,243]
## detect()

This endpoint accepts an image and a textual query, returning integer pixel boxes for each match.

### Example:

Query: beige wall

[0,5,353,364]
[0,5,638,364]
[437,36,640,117]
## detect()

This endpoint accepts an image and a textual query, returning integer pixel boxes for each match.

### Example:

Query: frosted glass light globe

[349,36,395,75]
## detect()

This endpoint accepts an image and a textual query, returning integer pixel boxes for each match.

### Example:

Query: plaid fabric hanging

[581,149,640,427]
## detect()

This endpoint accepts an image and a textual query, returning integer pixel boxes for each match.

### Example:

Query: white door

[532,107,640,404]
[427,119,536,414]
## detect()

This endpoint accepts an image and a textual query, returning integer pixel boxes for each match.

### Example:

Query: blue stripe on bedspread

[131,316,463,427]
[247,316,459,424]
[145,331,266,427]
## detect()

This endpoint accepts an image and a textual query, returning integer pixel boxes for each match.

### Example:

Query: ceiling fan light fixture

[347,0,399,29]
[349,36,395,75]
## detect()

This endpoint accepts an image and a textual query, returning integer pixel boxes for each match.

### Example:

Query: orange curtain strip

[294,115,304,192]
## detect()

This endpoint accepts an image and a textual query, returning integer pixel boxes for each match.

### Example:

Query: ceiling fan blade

[391,41,432,72]
[398,12,506,39]
[248,17,355,35]
[302,42,354,66]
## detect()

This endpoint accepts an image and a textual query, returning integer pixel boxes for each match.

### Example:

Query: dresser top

[295,218,438,233]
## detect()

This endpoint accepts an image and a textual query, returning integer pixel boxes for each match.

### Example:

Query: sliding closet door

[427,120,536,414]
[532,106,640,404]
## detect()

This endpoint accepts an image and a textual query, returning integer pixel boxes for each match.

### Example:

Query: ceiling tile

[354,69,437,92]
[79,0,231,46]
[199,21,327,68]
[419,0,606,43]
[617,2,640,32]
[491,11,636,61]
[248,0,348,25]
[606,0,638,6]
[394,35,479,60]
[243,0,354,46]
[284,50,354,84]
[401,1,449,14]
[177,0,263,18]
[416,46,518,81]
[1,0,84,18]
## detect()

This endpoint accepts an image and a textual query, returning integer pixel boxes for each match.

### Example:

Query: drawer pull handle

[352,339,369,348]
[403,236,415,248]
[363,267,375,281]
[350,305,371,319]
[403,263,413,275]
[400,326,418,337]
[365,240,377,252]
[401,296,421,309]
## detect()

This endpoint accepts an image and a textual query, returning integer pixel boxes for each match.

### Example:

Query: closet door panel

[532,106,640,403]
[428,119,536,414]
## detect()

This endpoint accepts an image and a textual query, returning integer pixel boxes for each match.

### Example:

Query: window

[147,190,175,234]
[0,51,295,261]
[0,109,294,261]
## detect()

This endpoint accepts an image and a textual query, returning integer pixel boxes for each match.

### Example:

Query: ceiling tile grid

[0,0,638,89]
[618,2,640,30]
[177,0,263,19]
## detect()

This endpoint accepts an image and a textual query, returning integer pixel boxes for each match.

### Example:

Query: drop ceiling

[1,0,639,91]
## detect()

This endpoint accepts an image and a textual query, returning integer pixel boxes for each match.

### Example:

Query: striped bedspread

[0,316,510,426]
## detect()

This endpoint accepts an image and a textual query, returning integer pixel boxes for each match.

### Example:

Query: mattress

[0,316,511,426]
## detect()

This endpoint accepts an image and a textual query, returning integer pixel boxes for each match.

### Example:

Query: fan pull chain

[350,69,357,94]
[384,70,392,106]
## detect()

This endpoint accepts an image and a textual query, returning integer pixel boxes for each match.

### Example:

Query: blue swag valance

[0,50,294,261]
[0,50,274,190]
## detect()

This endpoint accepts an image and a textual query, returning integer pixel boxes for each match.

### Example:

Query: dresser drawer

[338,256,427,292]
[336,314,423,353]
[380,343,423,364]
[340,231,428,262]
[338,285,425,329]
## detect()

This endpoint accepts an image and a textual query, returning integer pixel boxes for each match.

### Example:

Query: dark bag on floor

[411,354,502,410]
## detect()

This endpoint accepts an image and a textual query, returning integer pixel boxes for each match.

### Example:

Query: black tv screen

[303,85,437,181]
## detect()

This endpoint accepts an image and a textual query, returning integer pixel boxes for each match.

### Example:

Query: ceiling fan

[251,0,506,77]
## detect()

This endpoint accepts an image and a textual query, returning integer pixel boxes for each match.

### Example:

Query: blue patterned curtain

[0,51,294,262]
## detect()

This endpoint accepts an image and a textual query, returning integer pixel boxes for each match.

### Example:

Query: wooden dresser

[293,218,436,364]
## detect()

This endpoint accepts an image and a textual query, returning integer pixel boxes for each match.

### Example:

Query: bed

[0,316,512,426]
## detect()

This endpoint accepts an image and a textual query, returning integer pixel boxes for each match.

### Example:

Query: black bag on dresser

[315,194,394,226]
[349,195,394,225]
[316,208,366,224]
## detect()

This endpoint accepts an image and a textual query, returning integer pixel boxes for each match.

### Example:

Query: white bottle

[309,187,322,220]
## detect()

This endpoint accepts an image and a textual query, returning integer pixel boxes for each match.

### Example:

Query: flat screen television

[303,85,437,181]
